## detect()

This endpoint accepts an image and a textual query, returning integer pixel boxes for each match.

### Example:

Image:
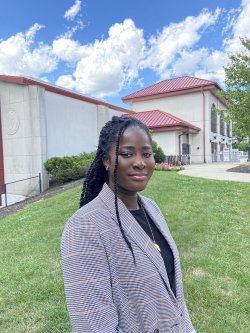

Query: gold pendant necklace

[139,198,161,252]
[153,241,161,252]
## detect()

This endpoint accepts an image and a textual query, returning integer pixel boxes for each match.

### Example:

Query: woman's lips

[129,174,147,181]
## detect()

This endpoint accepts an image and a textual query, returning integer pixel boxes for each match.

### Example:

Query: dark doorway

[182,143,191,155]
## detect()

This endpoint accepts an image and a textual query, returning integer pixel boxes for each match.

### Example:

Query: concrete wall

[0,82,47,196]
[96,105,125,138]
[45,91,98,157]
[45,92,123,158]
[0,81,126,199]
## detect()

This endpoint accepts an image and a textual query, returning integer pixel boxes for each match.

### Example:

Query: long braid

[79,120,114,207]
[79,116,152,262]
[114,126,136,264]
[79,148,106,207]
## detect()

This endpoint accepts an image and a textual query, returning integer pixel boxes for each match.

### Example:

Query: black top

[130,208,176,296]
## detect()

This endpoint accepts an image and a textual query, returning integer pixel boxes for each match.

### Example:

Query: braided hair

[79,116,152,262]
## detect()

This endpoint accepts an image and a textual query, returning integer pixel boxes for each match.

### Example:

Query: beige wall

[152,131,178,155]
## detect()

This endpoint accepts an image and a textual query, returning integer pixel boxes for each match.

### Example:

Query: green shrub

[44,152,96,184]
[152,140,165,163]
[232,142,248,152]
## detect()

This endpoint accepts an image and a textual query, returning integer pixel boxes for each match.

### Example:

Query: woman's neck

[108,182,139,210]
[117,189,139,210]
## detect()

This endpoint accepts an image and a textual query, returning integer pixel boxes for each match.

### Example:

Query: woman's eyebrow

[119,145,152,150]
[119,145,135,149]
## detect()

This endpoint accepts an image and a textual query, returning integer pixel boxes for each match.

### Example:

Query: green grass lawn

[0,172,249,333]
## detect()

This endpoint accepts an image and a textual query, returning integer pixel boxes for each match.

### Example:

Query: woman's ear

[102,156,110,171]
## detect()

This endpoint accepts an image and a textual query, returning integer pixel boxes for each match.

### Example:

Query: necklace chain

[138,199,161,252]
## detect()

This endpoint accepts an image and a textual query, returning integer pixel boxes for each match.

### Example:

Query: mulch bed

[227,163,250,174]
[0,179,83,221]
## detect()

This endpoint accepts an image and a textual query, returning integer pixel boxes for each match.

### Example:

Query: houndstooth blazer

[61,183,195,333]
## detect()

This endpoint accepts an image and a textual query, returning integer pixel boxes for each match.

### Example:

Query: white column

[216,114,220,160]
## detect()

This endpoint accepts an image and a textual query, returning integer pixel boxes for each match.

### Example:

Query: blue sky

[0,0,249,108]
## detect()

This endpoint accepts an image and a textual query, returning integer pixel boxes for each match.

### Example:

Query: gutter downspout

[178,132,184,156]
[201,87,206,163]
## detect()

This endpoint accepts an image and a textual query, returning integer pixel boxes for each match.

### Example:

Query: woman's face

[104,126,155,195]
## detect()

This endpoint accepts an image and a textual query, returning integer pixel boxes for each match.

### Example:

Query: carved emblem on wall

[6,108,20,135]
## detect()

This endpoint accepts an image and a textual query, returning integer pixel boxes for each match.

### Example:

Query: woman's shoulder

[64,196,110,233]
[61,197,111,256]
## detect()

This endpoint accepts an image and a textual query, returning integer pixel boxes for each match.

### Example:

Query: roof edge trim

[0,75,134,114]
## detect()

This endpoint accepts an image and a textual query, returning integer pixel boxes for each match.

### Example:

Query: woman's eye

[120,152,132,158]
[144,152,152,158]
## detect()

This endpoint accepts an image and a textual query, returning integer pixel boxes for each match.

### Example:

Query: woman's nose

[134,156,146,168]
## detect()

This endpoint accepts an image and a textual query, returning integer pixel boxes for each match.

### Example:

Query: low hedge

[44,152,96,184]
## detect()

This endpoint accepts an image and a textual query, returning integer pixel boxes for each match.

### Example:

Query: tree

[219,38,250,160]
[152,140,165,163]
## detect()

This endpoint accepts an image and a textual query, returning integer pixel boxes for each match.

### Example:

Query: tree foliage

[152,140,165,163]
[219,38,250,139]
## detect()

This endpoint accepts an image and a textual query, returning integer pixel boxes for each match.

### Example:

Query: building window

[211,104,217,133]
[220,115,225,135]
[227,123,230,137]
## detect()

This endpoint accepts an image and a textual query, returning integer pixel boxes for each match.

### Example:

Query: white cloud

[143,0,249,87]
[224,0,250,53]
[167,48,228,85]
[52,37,90,62]
[141,8,221,77]
[56,19,145,98]
[195,50,228,85]
[193,0,250,86]
[64,0,81,21]
[26,23,44,41]
[55,9,223,97]
[0,24,57,76]
[62,1,84,39]
[0,0,249,99]
[56,74,76,90]
[172,48,208,75]
[222,8,240,36]
[203,50,228,71]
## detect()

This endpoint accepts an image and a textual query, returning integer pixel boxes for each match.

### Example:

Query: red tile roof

[122,76,221,103]
[124,110,200,133]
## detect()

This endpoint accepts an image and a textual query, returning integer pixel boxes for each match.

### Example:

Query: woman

[61,116,196,333]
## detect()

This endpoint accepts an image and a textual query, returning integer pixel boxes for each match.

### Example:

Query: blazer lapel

[98,184,174,295]
[140,196,182,301]
[140,195,179,260]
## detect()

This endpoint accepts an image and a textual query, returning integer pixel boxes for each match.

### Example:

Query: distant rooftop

[122,76,221,103]
[124,109,200,133]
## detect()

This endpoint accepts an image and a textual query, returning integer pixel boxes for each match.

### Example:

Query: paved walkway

[179,161,250,183]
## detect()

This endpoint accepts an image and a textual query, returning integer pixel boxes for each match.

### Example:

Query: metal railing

[165,155,190,166]
[1,173,42,207]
